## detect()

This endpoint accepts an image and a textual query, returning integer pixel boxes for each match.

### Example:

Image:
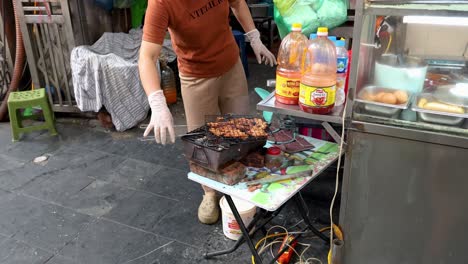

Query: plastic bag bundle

[113,0,133,9]
[274,0,347,39]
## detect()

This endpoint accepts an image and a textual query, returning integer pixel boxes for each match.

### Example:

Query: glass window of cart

[353,14,468,134]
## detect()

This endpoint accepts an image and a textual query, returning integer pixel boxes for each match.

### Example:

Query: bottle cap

[310,33,317,39]
[317,27,328,36]
[267,147,281,156]
[291,23,302,31]
[336,40,345,47]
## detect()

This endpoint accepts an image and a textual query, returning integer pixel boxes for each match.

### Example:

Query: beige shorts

[180,59,249,132]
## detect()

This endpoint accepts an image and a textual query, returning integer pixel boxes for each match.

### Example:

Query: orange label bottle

[275,23,307,105]
[299,27,337,114]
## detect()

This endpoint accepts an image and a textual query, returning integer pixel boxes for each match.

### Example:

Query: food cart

[259,0,468,263]
[341,0,468,263]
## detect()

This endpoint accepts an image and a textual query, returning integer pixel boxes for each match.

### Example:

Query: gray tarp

[71,29,176,131]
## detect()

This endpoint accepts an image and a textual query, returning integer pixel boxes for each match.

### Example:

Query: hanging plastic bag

[113,0,133,9]
[273,0,347,39]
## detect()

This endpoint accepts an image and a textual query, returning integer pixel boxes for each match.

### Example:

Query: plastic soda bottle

[160,58,177,104]
[335,39,348,106]
[275,23,308,105]
[299,27,337,114]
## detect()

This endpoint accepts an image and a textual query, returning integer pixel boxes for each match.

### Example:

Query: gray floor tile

[0,191,91,252]
[5,137,62,162]
[0,233,7,243]
[43,255,80,264]
[19,169,95,207]
[51,124,113,151]
[144,166,203,201]
[0,124,13,150]
[0,154,25,172]
[59,219,172,264]
[62,180,134,217]
[43,146,110,170]
[132,141,189,170]
[95,158,163,189]
[0,164,60,192]
[103,190,175,231]
[75,153,127,179]
[95,139,144,157]
[149,199,227,247]
[149,241,251,264]
[0,237,53,264]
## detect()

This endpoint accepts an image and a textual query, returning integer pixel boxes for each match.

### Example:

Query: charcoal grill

[181,125,266,172]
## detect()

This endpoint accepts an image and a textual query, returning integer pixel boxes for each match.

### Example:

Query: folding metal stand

[204,192,328,264]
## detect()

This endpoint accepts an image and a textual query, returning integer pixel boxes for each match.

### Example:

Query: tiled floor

[0,63,338,263]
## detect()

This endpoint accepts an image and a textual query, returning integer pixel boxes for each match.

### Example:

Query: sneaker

[198,194,220,224]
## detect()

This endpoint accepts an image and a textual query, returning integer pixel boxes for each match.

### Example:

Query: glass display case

[350,3,468,137]
[340,2,468,264]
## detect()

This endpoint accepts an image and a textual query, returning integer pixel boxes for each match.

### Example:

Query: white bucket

[219,196,257,240]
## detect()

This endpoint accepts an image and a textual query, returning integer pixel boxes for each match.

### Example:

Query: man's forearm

[139,56,161,96]
[230,0,256,33]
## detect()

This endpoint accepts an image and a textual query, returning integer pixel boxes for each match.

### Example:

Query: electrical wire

[251,227,330,264]
[384,34,392,54]
[329,95,348,249]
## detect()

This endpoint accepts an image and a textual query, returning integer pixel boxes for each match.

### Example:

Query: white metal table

[188,137,341,264]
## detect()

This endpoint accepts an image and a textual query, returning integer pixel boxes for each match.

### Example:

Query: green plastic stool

[7,88,57,142]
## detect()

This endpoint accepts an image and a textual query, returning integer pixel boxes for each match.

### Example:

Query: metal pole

[225,195,263,264]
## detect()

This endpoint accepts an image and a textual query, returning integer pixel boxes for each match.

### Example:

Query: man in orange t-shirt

[139,0,275,224]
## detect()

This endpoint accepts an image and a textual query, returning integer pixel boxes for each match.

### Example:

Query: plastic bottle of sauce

[275,23,308,105]
[299,27,337,114]
[335,39,348,106]
[160,57,177,105]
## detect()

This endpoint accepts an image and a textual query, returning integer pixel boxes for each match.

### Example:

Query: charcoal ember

[190,161,246,185]
[240,151,265,168]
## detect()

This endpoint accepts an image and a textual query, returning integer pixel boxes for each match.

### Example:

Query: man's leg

[180,73,221,224]
[218,59,250,115]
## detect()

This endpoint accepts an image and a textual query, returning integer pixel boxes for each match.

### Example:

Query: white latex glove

[245,29,276,67]
[143,90,175,145]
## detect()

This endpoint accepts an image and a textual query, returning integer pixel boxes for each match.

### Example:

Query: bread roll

[378,93,397,104]
[375,92,387,102]
[423,102,465,114]
[418,98,428,108]
[361,91,376,101]
[394,90,408,104]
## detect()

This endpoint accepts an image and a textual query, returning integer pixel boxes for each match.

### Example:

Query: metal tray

[411,94,468,126]
[432,84,468,108]
[356,86,411,118]
[358,103,402,118]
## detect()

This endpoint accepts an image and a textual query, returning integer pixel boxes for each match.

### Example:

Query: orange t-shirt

[143,0,240,78]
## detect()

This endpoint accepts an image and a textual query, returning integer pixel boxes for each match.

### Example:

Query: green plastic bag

[274,0,347,39]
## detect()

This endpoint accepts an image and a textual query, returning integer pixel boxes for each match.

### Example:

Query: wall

[405,24,468,59]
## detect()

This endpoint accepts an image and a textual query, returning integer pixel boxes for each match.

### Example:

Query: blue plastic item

[335,39,345,47]
[95,0,113,11]
[254,87,273,124]
[310,33,317,39]
[232,30,249,78]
